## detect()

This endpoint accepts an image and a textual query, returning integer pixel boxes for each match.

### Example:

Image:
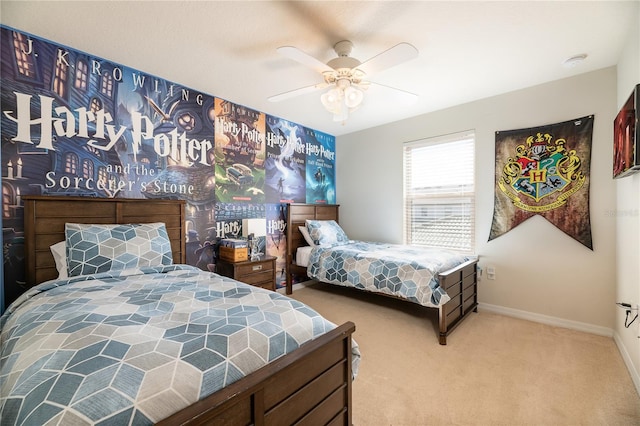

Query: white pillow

[50,241,68,279]
[299,226,316,246]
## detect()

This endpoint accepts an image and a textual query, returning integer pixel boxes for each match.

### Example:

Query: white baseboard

[613,331,640,397]
[479,302,613,336]
[480,302,639,396]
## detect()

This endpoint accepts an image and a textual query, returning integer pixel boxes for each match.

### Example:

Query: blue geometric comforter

[0,264,360,425]
[307,241,474,308]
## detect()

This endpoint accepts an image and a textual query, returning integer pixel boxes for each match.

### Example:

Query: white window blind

[403,131,475,253]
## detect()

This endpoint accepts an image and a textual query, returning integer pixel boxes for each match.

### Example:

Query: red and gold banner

[489,116,593,249]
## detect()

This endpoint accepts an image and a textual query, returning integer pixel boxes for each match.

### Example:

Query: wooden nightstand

[215,255,277,291]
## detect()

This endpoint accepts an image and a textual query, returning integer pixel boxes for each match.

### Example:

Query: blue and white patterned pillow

[65,222,173,277]
[306,220,349,247]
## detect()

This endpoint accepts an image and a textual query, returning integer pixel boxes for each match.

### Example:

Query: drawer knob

[252,265,263,271]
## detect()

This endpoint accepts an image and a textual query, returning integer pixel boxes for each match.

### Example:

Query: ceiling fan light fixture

[320,87,343,112]
[273,39,418,123]
[344,86,364,109]
[321,83,363,121]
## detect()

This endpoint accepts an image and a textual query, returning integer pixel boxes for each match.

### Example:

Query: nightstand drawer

[215,256,277,291]
[240,270,273,285]
[236,261,272,276]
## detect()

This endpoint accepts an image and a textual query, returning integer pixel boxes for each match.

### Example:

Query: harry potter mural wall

[0,26,336,309]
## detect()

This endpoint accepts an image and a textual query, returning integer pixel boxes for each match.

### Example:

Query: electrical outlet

[486,266,496,280]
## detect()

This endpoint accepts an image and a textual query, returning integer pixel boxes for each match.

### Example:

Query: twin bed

[1,196,478,425]
[285,203,478,346]
[1,196,358,425]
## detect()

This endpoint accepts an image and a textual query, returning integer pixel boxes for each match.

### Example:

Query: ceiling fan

[268,40,419,122]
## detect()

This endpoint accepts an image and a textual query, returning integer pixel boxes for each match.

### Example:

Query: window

[12,31,36,78]
[82,159,94,179]
[178,112,196,131]
[97,166,108,187]
[64,152,78,174]
[90,97,102,114]
[52,56,69,98]
[74,59,88,90]
[100,72,114,98]
[403,130,475,253]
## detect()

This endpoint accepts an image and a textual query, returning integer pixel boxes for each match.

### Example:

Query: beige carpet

[286,281,640,426]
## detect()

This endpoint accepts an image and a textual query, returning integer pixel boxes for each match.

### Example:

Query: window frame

[403,130,476,254]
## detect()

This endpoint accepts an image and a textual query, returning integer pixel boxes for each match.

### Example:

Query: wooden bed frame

[21,195,356,425]
[285,203,477,345]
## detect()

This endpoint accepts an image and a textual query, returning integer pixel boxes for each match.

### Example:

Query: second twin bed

[285,203,478,345]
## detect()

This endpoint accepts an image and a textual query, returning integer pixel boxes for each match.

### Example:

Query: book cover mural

[262,117,306,286]
[265,203,288,286]
[264,115,307,204]
[304,128,336,204]
[0,26,336,310]
[213,98,266,204]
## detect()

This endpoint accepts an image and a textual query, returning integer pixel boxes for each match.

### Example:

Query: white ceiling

[1,1,637,137]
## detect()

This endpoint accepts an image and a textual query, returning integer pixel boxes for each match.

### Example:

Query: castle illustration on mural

[0,25,336,308]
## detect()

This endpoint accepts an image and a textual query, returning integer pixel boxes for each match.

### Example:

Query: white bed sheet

[296,245,313,267]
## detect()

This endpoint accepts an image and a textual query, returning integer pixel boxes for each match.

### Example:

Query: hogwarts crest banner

[488,116,593,250]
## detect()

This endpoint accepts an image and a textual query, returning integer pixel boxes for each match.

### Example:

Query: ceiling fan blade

[277,46,334,74]
[268,82,328,102]
[368,81,419,100]
[357,42,418,76]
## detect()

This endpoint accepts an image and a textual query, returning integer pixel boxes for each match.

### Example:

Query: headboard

[23,196,186,287]
[285,203,339,294]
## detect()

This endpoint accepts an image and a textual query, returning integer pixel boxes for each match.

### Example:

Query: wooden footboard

[438,259,478,345]
[158,321,356,426]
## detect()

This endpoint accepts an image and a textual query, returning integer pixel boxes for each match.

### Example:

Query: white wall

[614,3,640,393]
[337,67,618,332]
